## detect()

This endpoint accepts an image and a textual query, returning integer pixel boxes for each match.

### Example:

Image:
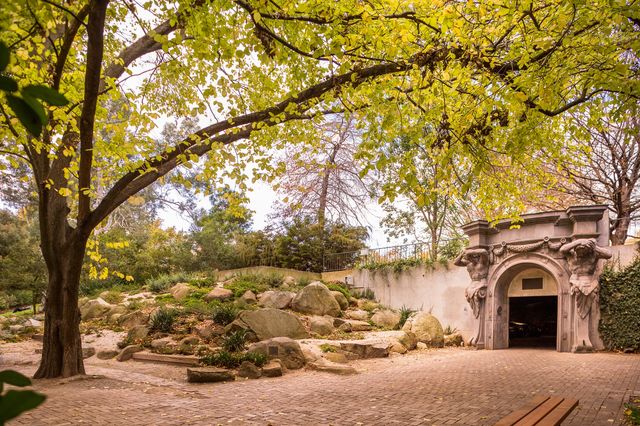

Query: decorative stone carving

[455,248,490,347]
[492,237,567,261]
[559,238,612,351]
[454,248,490,318]
[560,238,612,318]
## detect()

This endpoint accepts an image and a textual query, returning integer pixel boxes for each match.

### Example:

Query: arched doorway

[484,253,571,352]
[506,268,557,348]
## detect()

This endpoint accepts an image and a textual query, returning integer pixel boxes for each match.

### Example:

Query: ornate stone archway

[455,205,612,352]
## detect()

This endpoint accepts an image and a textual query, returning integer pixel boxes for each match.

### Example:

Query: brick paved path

[3,346,639,425]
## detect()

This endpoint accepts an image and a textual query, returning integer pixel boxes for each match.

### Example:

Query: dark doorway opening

[509,296,557,348]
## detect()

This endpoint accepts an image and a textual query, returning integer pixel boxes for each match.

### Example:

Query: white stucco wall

[351,244,637,344]
[352,263,477,341]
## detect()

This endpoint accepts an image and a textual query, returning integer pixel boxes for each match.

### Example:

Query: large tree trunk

[34,236,87,378]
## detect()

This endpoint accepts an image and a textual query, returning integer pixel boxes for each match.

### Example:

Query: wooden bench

[495,395,579,426]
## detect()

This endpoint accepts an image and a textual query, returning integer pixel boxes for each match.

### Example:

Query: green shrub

[211,303,238,325]
[625,401,640,425]
[146,272,194,294]
[297,277,310,287]
[599,259,640,352]
[199,350,267,369]
[261,273,283,288]
[101,290,123,304]
[224,274,271,297]
[396,305,415,329]
[150,307,176,332]
[221,330,247,352]
[327,283,350,299]
[358,288,375,300]
[443,325,459,335]
[319,343,338,353]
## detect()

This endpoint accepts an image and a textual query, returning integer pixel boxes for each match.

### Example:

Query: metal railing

[322,242,433,272]
[322,238,466,272]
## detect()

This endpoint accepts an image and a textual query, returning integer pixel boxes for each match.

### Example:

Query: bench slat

[495,395,550,426]
[514,397,564,426]
[537,398,579,426]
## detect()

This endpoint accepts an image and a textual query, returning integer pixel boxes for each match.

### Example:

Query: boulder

[240,290,257,305]
[417,342,428,350]
[116,344,142,362]
[170,283,192,301]
[80,298,113,320]
[23,318,42,328]
[366,330,417,351]
[180,336,200,346]
[204,288,233,302]
[187,367,235,383]
[444,332,464,347]
[389,340,407,354]
[228,309,308,340]
[82,347,96,359]
[291,282,341,317]
[330,291,349,310]
[97,350,119,360]
[335,319,372,332]
[248,337,306,369]
[345,310,369,321]
[194,320,221,341]
[237,361,262,379]
[282,276,297,287]
[307,358,357,375]
[150,337,175,349]
[127,325,149,342]
[323,352,348,364]
[402,312,444,347]
[371,310,401,329]
[118,311,149,328]
[340,341,389,359]
[108,314,122,325]
[107,305,128,317]
[257,291,296,309]
[309,316,335,336]
[261,359,283,377]
[8,325,24,334]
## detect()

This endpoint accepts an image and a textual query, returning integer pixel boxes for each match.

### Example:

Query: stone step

[131,352,200,366]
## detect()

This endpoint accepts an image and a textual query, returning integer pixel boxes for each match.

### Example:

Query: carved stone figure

[559,238,612,319]
[454,248,490,318]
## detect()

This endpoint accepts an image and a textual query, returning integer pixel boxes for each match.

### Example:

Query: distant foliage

[224,274,273,297]
[599,257,640,352]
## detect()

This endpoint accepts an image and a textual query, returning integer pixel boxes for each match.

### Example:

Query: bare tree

[274,115,373,229]
[545,103,640,245]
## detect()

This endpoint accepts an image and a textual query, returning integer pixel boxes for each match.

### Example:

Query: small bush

[320,343,338,353]
[146,272,193,294]
[443,325,459,335]
[261,273,283,288]
[361,288,376,300]
[327,283,350,299]
[298,277,310,287]
[222,330,247,352]
[600,259,640,352]
[225,275,271,297]
[211,303,238,325]
[625,401,640,425]
[361,300,378,313]
[101,290,123,304]
[150,307,176,332]
[396,305,416,329]
[199,350,267,369]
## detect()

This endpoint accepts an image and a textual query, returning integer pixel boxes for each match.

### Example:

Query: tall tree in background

[0,1,636,378]
[545,100,640,245]
[275,115,372,229]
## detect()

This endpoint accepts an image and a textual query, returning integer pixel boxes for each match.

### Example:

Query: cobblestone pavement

[2,343,639,425]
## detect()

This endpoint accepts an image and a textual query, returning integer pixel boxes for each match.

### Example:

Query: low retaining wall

[217,266,321,281]
[351,244,638,343]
